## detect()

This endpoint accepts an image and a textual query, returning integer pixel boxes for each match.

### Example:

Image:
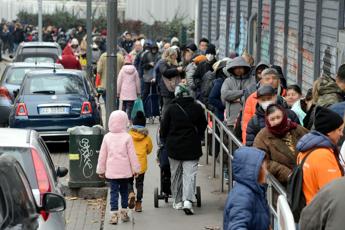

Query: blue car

[0,62,64,127]
[9,69,102,141]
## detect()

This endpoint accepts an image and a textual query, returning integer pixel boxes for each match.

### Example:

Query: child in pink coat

[117,54,141,120]
[97,110,141,225]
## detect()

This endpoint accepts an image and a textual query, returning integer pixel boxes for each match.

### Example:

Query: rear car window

[5,67,51,85]
[22,47,59,55]
[24,74,85,95]
[0,147,38,189]
[24,57,55,63]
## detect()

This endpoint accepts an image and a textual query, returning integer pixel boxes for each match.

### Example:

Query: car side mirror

[13,89,19,99]
[41,193,66,213]
[56,166,68,178]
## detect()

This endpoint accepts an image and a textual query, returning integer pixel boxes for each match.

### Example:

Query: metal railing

[200,102,289,225]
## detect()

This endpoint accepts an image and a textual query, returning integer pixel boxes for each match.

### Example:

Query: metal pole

[105,0,117,130]
[38,0,42,42]
[86,0,93,82]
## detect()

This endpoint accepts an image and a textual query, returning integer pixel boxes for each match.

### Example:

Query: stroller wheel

[154,187,159,208]
[196,186,201,207]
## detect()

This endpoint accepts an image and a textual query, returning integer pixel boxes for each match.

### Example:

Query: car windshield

[5,67,52,85]
[24,57,55,63]
[0,147,38,190]
[24,74,85,95]
[22,47,59,55]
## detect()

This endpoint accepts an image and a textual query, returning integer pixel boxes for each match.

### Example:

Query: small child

[223,146,270,230]
[96,110,141,225]
[128,111,153,212]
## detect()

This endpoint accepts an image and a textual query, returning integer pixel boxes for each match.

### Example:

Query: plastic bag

[131,98,145,119]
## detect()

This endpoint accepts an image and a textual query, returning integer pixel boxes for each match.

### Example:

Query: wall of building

[197,0,345,93]
[125,0,196,25]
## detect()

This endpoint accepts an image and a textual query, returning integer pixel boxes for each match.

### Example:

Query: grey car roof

[0,128,34,148]
[26,69,85,76]
[5,62,64,69]
[19,42,60,48]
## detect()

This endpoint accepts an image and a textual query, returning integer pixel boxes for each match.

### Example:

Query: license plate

[39,107,70,115]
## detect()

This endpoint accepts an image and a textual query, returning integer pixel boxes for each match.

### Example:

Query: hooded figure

[223,147,270,230]
[296,106,344,205]
[96,110,141,179]
[57,45,82,70]
[221,57,256,127]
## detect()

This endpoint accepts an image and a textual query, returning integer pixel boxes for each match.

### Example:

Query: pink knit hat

[124,54,133,64]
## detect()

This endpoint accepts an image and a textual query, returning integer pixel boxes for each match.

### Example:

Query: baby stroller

[144,83,160,124]
[154,128,201,208]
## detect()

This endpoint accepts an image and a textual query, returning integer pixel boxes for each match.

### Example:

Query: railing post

[228,139,233,191]
[212,115,216,178]
[205,110,209,165]
[220,125,224,192]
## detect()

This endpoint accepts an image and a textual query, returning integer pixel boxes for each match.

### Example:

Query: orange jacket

[242,92,257,143]
[297,148,343,204]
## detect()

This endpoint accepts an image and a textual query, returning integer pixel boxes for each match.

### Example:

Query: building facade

[196,0,345,92]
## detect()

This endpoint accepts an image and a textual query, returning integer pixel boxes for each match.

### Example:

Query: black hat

[186,43,197,52]
[133,111,146,127]
[314,106,343,135]
[205,44,216,55]
[256,85,276,98]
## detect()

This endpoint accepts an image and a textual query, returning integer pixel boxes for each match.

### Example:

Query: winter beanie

[314,106,344,135]
[205,44,216,55]
[174,83,191,98]
[133,111,146,127]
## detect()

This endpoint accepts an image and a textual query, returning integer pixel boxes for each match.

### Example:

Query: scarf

[265,107,298,138]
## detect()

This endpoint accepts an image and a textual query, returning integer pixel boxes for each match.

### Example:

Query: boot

[120,209,130,222]
[135,201,142,212]
[128,192,136,209]
[109,211,118,225]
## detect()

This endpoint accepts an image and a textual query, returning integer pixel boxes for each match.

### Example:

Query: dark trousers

[122,100,134,120]
[128,173,145,202]
[143,82,157,102]
[109,178,129,211]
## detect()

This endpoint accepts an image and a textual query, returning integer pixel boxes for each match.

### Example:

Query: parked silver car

[0,128,68,229]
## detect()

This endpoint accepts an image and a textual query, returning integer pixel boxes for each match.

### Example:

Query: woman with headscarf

[160,83,207,215]
[253,104,308,185]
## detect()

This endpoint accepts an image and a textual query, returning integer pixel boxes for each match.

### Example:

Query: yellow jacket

[129,127,153,174]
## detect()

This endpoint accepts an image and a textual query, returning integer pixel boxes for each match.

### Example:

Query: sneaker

[109,212,118,225]
[128,192,136,209]
[172,201,183,210]
[135,201,142,212]
[120,209,130,222]
[183,200,194,215]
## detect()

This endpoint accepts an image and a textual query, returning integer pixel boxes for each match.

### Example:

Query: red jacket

[57,45,82,70]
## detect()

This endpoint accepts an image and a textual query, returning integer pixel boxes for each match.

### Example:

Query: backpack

[200,71,216,104]
[287,149,315,222]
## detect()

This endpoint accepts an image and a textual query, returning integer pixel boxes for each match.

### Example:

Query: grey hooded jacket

[221,57,256,126]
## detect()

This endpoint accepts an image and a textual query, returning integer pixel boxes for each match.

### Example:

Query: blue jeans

[109,178,129,211]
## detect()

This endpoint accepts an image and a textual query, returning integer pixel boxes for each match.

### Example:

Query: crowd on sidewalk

[4,18,345,228]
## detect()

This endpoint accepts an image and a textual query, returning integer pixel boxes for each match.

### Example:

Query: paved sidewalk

[103,123,226,230]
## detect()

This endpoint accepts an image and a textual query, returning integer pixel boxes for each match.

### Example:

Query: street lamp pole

[86,0,93,82]
[38,0,42,42]
[105,0,118,130]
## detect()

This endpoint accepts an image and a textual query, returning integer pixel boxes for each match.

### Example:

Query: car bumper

[10,115,101,140]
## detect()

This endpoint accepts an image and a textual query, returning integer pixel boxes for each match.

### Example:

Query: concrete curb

[61,181,109,199]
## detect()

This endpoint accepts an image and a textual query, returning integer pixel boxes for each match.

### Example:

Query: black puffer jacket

[158,60,182,98]
[160,97,207,160]
[246,101,300,147]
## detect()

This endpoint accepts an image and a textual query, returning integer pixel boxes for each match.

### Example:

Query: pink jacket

[96,110,141,179]
[117,65,141,101]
